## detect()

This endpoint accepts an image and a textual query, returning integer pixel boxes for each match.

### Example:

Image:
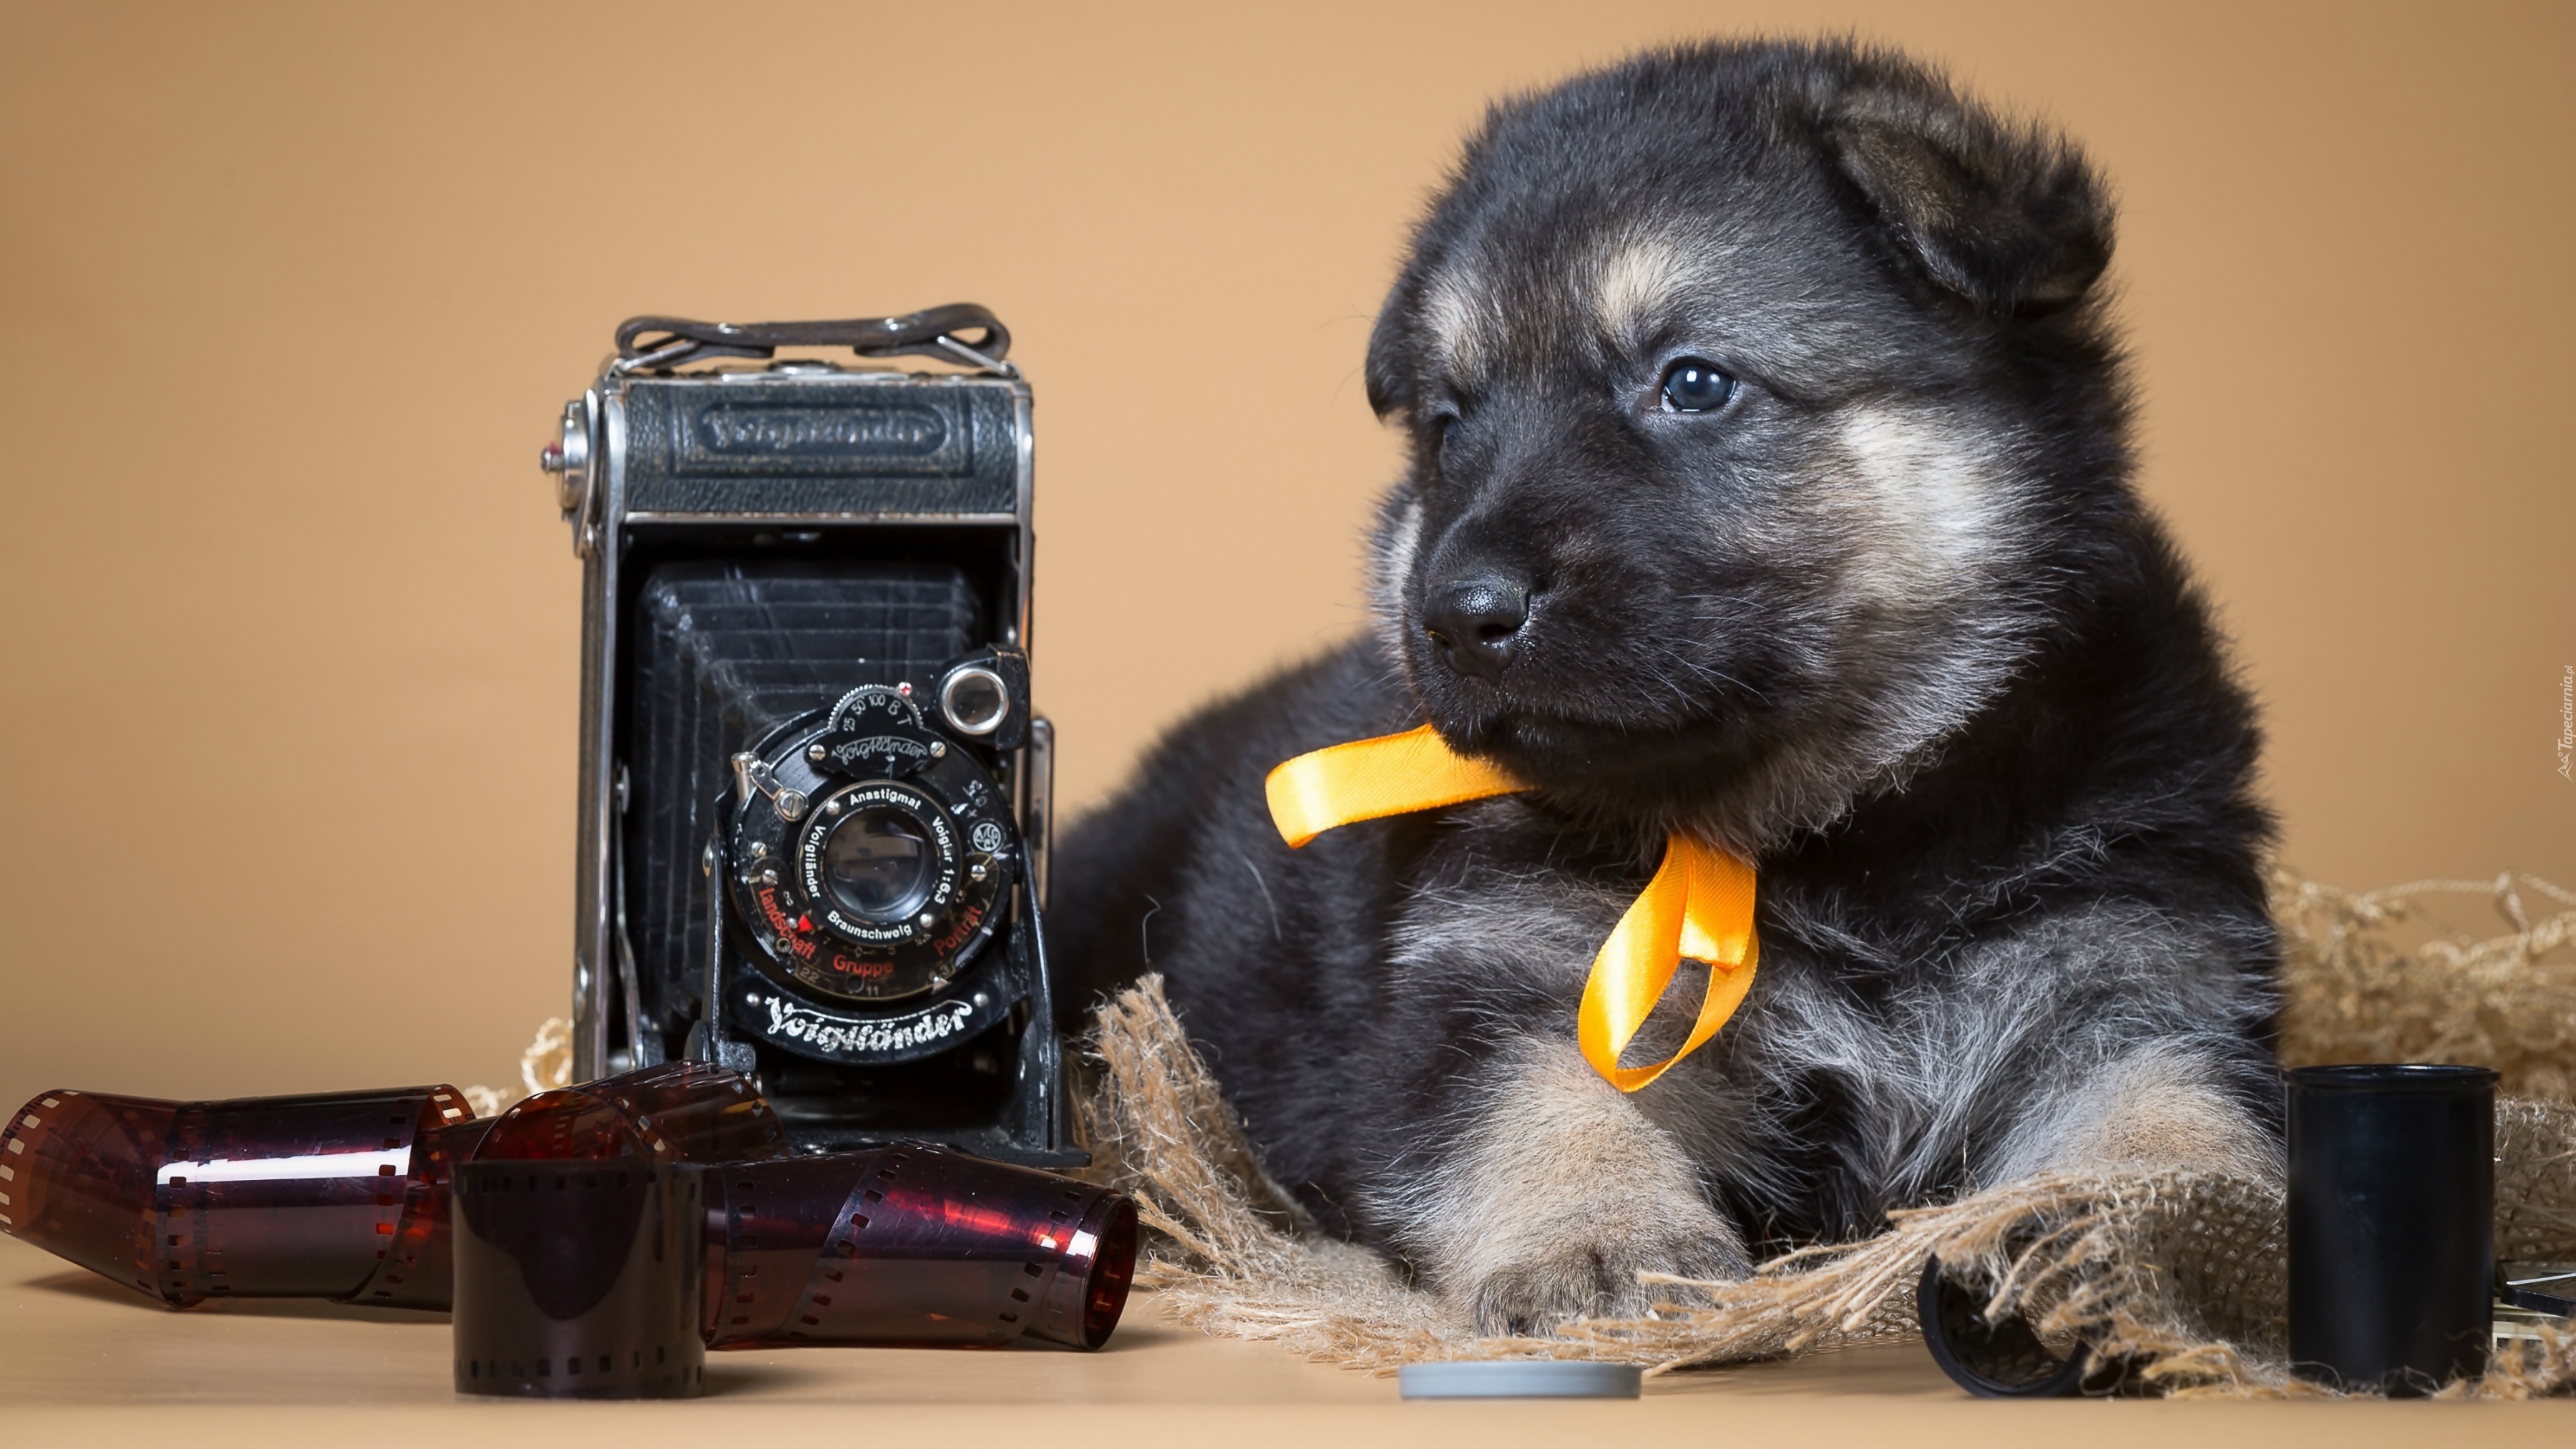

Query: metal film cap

[1397,1361,1642,1399]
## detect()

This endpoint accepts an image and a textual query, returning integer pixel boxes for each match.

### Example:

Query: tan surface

[0,0,2569,1174]
[4,1234,2567,1444]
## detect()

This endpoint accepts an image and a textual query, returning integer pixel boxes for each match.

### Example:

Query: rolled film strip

[1,1085,469,1306]
[1,1089,175,1299]
[474,1060,786,1163]
[4,1068,1142,1368]
[2,1061,785,1311]
[350,1111,500,1309]
[155,1085,472,1305]
[367,1062,784,1310]
[703,1142,1138,1351]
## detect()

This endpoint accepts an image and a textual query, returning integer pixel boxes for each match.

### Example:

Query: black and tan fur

[1053,39,2283,1334]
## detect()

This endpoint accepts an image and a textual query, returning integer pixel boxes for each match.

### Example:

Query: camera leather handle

[613,306,1012,372]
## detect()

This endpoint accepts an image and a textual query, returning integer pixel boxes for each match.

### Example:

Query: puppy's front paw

[1467,1211,1751,1335]
[1391,1038,1752,1335]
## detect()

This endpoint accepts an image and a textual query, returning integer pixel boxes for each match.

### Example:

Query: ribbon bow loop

[1264,724,1760,1093]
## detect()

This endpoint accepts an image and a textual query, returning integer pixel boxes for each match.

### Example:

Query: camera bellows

[629,560,985,1051]
[0,1084,472,1306]
[452,1161,707,1399]
[705,1143,1137,1350]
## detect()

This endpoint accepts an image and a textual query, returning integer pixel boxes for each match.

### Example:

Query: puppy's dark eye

[1659,359,1735,413]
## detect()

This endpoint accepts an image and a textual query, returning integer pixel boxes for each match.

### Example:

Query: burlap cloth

[1075,868,2576,1397]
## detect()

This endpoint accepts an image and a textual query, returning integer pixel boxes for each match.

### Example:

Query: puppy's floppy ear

[1825,80,2112,316]
[1364,273,1418,419]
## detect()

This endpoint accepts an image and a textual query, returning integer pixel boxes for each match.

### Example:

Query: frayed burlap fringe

[1081,921,2576,1397]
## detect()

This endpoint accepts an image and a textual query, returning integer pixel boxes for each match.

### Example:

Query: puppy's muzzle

[1423,575,1531,681]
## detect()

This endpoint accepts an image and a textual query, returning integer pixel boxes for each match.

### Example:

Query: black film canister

[2287,1063,2497,1394]
[452,1160,706,1399]
[1916,1256,2097,1397]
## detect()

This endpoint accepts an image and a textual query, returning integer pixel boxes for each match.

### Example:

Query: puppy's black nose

[1423,576,1530,680]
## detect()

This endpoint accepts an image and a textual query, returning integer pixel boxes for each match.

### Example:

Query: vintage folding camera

[540,307,1079,1165]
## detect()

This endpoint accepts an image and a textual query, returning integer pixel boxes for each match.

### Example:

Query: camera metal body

[543,308,1078,1165]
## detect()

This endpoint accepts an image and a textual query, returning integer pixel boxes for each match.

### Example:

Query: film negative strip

[3,1088,189,1301]
[348,1111,499,1310]
[474,1060,786,1163]
[1,1062,787,1312]
[359,1063,786,1310]
[4,1063,1141,1392]
[1,1085,469,1306]
[155,1085,472,1304]
[703,1143,1137,1351]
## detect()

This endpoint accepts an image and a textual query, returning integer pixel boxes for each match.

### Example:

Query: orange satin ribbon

[1265,724,1759,1092]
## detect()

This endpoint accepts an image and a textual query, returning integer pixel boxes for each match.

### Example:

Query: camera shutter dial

[721,690,1018,1011]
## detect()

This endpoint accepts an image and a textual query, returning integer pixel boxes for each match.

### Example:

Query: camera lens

[819,806,935,922]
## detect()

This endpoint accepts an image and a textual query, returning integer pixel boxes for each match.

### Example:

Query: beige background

[0,1,2568,1110]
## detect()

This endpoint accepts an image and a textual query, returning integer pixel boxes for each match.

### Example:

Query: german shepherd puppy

[1052,38,2282,1334]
